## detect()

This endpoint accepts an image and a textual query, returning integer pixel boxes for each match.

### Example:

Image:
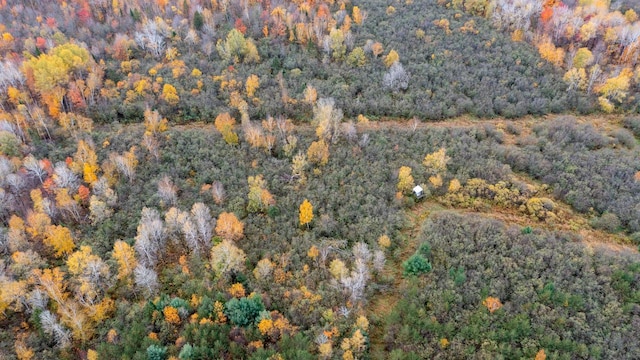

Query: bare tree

[191,202,213,251]
[314,98,344,143]
[134,264,159,297]
[40,310,71,348]
[135,19,167,58]
[134,208,165,267]
[211,181,225,205]
[53,162,79,190]
[23,155,47,184]
[157,176,178,206]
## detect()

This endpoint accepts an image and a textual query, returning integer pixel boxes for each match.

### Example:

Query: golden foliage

[258,318,274,335]
[535,349,547,360]
[423,147,450,173]
[352,6,363,25]
[307,245,319,259]
[563,68,587,91]
[245,74,259,98]
[214,113,239,145]
[378,234,391,248]
[299,199,313,227]
[87,349,98,360]
[397,166,415,193]
[83,162,98,184]
[329,259,347,279]
[433,19,451,35]
[26,211,51,238]
[163,306,180,324]
[228,283,246,298]
[483,296,503,313]
[371,42,384,58]
[107,328,118,343]
[511,29,524,42]
[384,49,400,67]
[356,316,369,331]
[537,40,565,67]
[429,174,443,188]
[112,240,137,280]
[318,342,332,359]
[307,139,329,166]
[303,84,318,104]
[15,340,34,360]
[73,139,98,173]
[598,69,631,103]
[162,83,179,105]
[215,212,244,241]
[448,179,462,193]
[44,225,75,257]
[66,245,99,276]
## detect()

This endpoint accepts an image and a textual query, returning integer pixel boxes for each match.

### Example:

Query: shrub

[590,213,622,233]
[611,128,636,149]
[623,116,640,137]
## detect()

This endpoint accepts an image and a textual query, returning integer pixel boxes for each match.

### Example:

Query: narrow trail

[367,200,442,359]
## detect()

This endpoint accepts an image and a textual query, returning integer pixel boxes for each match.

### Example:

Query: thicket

[500,116,640,232]
[382,212,640,359]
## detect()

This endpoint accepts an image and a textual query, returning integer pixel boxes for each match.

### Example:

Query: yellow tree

[247,175,275,213]
[384,50,400,67]
[303,84,318,104]
[352,6,363,25]
[214,113,239,145]
[299,199,313,228]
[22,43,92,117]
[162,83,179,105]
[397,166,415,193]
[44,225,75,258]
[307,139,329,166]
[215,212,244,241]
[245,74,259,98]
[423,148,450,173]
[572,48,592,69]
[112,240,137,281]
[73,139,98,174]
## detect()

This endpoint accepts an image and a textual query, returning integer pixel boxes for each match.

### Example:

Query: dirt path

[367,200,443,358]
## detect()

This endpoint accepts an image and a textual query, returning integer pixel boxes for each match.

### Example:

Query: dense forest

[0,0,640,359]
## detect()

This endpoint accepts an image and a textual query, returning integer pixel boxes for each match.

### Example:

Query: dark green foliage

[193,11,204,31]
[449,267,466,286]
[403,254,432,277]
[417,242,431,257]
[224,295,265,327]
